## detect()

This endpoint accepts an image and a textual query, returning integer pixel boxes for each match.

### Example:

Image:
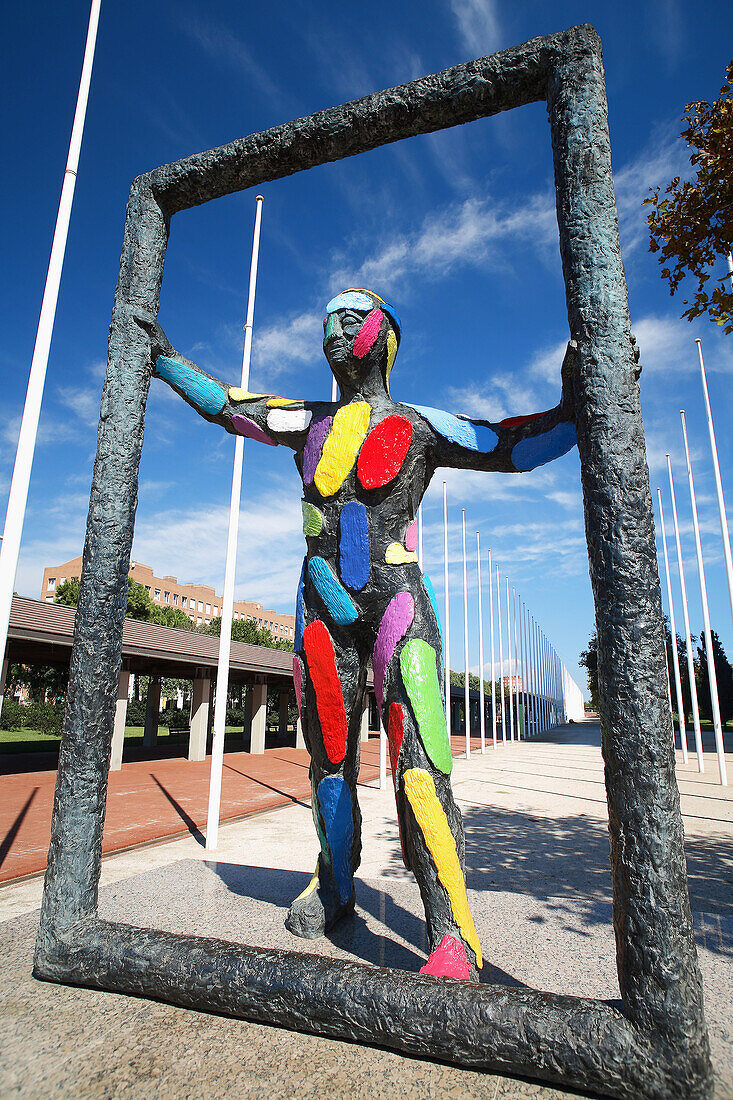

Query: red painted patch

[419,934,471,980]
[387,702,409,866]
[303,621,347,764]
[498,409,550,428]
[357,415,413,490]
[352,307,384,359]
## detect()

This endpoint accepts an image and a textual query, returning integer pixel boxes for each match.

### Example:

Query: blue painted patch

[422,574,443,648]
[408,405,498,453]
[155,356,226,415]
[339,502,370,590]
[326,291,376,314]
[512,421,577,471]
[294,558,306,652]
[317,776,354,903]
[308,557,358,625]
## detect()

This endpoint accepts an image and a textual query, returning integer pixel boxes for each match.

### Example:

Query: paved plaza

[1,721,731,1098]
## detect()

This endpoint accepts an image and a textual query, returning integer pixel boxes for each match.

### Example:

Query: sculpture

[138,287,577,979]
[33,27,713,1097]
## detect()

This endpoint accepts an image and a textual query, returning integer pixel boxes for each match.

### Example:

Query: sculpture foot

[285,858,355,940]
[420,934,476,981]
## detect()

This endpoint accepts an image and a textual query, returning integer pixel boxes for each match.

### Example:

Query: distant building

[41,556,296,641]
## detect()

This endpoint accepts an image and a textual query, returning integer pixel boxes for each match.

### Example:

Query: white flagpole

[0,0,102,685]
[488,549,497,748]
[667,455,704,771]
[680,411,727,786]
[379,716,387,790]
[417,505,424,570]
[476,532,486,753]
[533,620,540,733]
[521,599,529,737]
[513,586,520,739]
[461,510,471,758]
[506,577,515,742]
[443,482,451,728]
[206,196,264,849]
[696,338,733,631]
[496,565,506,742]
[331,375,338,402]
[657,488,689,762]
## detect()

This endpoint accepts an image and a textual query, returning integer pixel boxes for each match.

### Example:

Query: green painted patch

[302,500,323,537]
[399,639,452,774]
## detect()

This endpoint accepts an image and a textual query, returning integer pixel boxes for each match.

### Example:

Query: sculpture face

[323,288,401,393]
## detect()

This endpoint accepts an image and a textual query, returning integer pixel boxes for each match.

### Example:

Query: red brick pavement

[0,734,485,884]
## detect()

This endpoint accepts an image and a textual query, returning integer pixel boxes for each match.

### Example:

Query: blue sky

[3,0,733,698]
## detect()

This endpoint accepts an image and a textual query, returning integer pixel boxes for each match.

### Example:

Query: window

[233,611,238,620]
[198,601,203,612]
[181,596,187,607]
[213,606,218,616]
[189,614,194,622]
[206,604,211,615]
[46,596,54,602]
[60,577,66,585]
[154,589,161,600]
[172,594,179,606]
[145,586,151,594]
[196,616,202,625]
[164,591,170,604]
[47,578,55,590]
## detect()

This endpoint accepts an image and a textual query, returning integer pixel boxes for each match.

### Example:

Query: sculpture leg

[287,614,366,939]
[377,582,482,980]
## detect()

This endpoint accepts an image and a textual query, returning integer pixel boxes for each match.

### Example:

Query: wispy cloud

[251,310,323,381]
[448,0,504,58]
[614,124,692,256]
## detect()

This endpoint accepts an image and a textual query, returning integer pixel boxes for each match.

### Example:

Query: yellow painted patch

[314,401,371,497]
[385,543,418,565]
[229,387,265,402]
[293,864,320,903]
[267,397,303,407]
[385,329,398,392]
[403,768,482,968]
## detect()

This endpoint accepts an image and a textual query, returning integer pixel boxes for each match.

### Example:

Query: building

[41,556,296,641]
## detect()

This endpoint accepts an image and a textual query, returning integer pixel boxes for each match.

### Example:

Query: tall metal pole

[522,601,530,736]
[331,375,338,402]
[657,488,689,762]
[0,0,102,687]
[667,455,704,771]
[695,338,733,631]
[443,482,450,727]
[506,576,514,742]
[496,565,505,743]
[512,586,520,739]
[488,549,496,748]
[476,532,486,754]
[681,411,727,785]
[206,196,264,849]
[462,510,471,758]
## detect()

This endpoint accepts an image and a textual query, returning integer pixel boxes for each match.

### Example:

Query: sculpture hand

[133,309,177,365]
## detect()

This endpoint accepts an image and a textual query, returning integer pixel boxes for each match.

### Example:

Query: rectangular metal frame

[34,24,712,1099]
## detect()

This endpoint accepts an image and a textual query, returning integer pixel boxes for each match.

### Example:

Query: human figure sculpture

[138,288,576,981]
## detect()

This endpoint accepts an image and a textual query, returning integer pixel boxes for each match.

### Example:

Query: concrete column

[361,693,371,743]
[143,675,161,747]
[110,667,130,771]
[278,690,289,740]
[296,715,305,750]
[250,681,267,754]
[189,675,210,761]
[243,687,252,745]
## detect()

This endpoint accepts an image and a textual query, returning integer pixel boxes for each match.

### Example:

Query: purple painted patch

[293,655,304,714]
[231,413,278,446]
[303,416,332,484]
[405,519,417,552]
[372,591,415,710]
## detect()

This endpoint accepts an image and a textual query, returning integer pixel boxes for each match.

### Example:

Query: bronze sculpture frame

[34,24,712,1098]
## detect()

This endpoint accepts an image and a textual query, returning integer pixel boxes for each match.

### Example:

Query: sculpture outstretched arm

[135,312,317,450]
[410,341,578,474]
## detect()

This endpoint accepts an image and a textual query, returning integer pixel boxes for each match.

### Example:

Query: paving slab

[1,722,731,1099]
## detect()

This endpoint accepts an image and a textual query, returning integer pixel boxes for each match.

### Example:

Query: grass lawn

[0,724,278,754]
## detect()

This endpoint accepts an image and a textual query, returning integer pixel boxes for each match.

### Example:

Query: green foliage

[696,630,733,725]
[202,615,293,650]
[579,631,599,712]
[54,577,81,606]
[0,698,64,734]
[7,662,68,702]
[154,605,195,630]
[645,61,733,333]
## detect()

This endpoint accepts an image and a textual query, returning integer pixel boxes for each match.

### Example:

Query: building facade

[41,556,296,641]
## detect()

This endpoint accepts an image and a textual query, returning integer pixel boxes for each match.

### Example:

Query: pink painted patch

[231,413,278,446]
[405,519,417,552]
[372,591,415,709]
[293,655,303,714]
[352,308,383,359]
[419,934,471,980]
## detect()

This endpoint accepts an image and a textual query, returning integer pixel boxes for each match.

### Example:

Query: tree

[644,62,733,333]
[579,631,599,712]
[696,631,733,725]
[202,615,293,651]
[54,577,81,606]
[7,662,68,703]
[56,575,194,631]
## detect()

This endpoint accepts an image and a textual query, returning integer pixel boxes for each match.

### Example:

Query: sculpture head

[323,289,401,396]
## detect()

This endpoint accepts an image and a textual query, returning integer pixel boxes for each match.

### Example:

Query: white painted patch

[267,408,312,434]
